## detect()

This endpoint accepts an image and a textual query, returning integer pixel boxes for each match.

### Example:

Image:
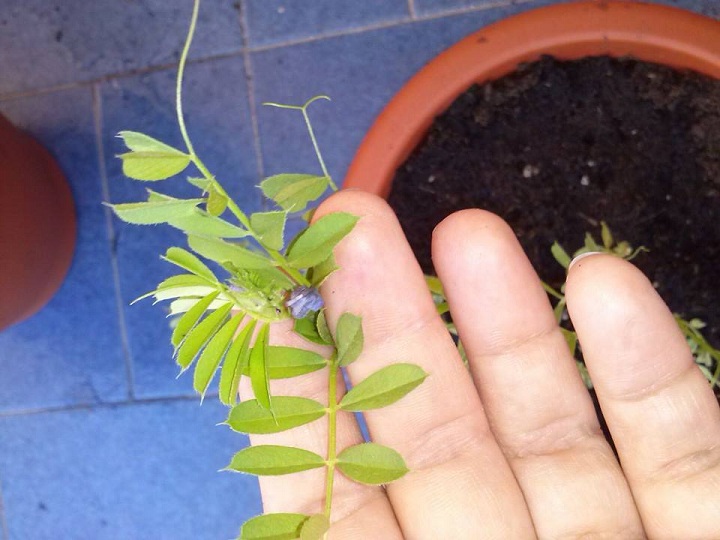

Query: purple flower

[285,286,324,319]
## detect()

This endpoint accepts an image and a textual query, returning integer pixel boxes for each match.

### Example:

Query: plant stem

[302,108,337,191]
[324,359,339,519]
[173,0,309,288]
[177,0,200,159]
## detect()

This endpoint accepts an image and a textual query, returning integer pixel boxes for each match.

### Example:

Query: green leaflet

[293,313,326,345]
[188,234,273,269]
[176,302,233,371]
[117,130,191,181]
[226,445,325,476]
[147,190,246,238]
[170,291,220,349]
[336,443,408,485]
[168,209,248,238]
[249,323,271,410]
[260,173,329,212]
[225,396,325,434]
[315,310,333,346]
[132,274,214,304]
[107,198,203,225]
[561,327,578,357]
[207,184,229,216]
[239,513,309,540]
[256,346,327,379]
[339,363,427,411]
[187,176,210,191]
[551,242,572,270]
[163,247,217,282]
[219,320,257,406]
[307,253,338,288]
[250,211,287,251]
[286,213,359,269]
[335,312,363,367]
[299,514,330,540]
[193,314,243,399]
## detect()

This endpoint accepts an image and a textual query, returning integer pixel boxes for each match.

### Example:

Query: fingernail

[568,251,602,271]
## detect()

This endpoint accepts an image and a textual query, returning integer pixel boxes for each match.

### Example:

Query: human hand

[243,191,720,539]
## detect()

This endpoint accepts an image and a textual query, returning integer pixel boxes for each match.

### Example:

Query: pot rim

[344,0,720,197]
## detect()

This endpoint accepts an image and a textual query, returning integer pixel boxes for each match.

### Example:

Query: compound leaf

[226,396,325,434]
[226,445,325,476]
[286,213,358,269]
[336,443,408,485]
[339,363,427,411]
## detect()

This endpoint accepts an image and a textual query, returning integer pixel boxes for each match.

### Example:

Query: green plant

[545,222,720,391]
[107,1,426,538]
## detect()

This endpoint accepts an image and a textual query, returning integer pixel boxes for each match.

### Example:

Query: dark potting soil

[389,56,720,373]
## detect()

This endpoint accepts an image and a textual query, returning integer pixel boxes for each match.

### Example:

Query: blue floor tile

[102,56,261,399]
[251,4,538,185]
[0,399,260,540]
[0,1,244,95]
[243,0,410,48]
[0,88,128,412]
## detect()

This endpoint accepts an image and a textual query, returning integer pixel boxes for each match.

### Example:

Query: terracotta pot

[344,0,720,197]
[0,114,76,330]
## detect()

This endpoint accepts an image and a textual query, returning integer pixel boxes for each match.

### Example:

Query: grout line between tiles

[0,0,542,103]
[0,480,8,540]
[0,392,215,419]
[244,0,532,53]
[237,0,267,212]
[93,83,137,401]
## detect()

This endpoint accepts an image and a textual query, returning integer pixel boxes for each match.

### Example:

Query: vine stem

[324,359,340,520]
[175,0,309,287]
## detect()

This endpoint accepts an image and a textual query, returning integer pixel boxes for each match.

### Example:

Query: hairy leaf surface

[226,445,325,475]
[335,313,363,366]
[239,513,308,540]
[176,302,233,370]
[299,514,330,540]
[286,213,358,269]
[193,314,243,398]
[188,235,272,269]
[171,291,220,348]
[260,173,328,212]
[250,211,286,251]
[163,247,217,282]
[219,320,256,406]
[339,363,427,411]
[249,324,271,410]
[226,396,325,434]
[336,443,408,485]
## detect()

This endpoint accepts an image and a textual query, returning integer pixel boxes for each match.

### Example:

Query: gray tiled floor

[0,1,715,538]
